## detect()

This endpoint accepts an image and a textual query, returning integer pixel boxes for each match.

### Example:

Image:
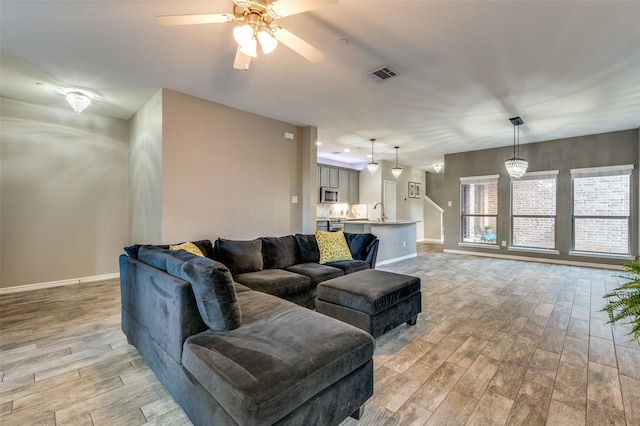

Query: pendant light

[366,138,379,175]
[391,146,403,179]
[505,116,528,179]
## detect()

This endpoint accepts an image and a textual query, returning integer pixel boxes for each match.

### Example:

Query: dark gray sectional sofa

[119,233,379,426]
[214,233,379,308]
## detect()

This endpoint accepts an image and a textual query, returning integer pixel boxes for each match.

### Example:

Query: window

[461,175,498,245]
[571,165,633,255]
[511,171,558,250]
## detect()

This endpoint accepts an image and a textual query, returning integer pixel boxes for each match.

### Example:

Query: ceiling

[2,1,639,172]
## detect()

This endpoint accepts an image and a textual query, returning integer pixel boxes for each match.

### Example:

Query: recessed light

[316,141,323,146]
[344,148,350,152]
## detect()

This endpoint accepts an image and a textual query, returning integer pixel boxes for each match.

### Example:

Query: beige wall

[156,89,304,242]
[0,97,129,288]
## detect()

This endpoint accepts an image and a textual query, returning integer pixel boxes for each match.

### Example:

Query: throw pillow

[170,241,204,257]
[315,231,353,264]
[215,238,263,275]
[166,254,242,331]
[261,235,298,269]
[295,234,320,263]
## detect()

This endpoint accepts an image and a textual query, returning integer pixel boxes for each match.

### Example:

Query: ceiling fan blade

[233,46,252,70]
[156,13,235,26]
[272,27,324,63]
[266,0,337,18]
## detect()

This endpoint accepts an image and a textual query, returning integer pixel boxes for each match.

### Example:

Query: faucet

[373,202,385,222]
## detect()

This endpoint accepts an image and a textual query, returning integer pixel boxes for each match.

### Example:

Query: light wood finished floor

[1,245,639,425]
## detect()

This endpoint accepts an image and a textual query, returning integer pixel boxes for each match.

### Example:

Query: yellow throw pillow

[315,231,353,264]
[170,242,204,257]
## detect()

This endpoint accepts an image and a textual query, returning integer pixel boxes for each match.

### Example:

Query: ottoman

[316,269,421,338]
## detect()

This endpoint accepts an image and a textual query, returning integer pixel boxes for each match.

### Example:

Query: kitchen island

[342,220,418,265]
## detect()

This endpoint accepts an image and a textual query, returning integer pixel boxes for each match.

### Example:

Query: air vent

[365,65,400,83]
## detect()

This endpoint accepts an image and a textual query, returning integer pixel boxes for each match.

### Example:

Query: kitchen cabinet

[348,171,359,204]
[319,166,330,188]
[338,170,349,203]
[318,164,360,204]
[329,168,339,188]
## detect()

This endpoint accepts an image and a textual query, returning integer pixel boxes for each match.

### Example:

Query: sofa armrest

[119,255,207,365]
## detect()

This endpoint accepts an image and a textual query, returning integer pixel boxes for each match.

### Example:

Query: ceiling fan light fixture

[233,24,254,46]
[258,29,278,54]
[240,38,258,57]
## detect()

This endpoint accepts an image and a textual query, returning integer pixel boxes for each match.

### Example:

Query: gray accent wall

[1,97,130,288]
[439,129,639,266]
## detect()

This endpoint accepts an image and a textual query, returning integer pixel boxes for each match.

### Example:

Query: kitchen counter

[342,221,418,265]
[340,220,419,225]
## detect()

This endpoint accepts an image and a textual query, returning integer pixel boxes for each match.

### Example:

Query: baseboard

[443,249,624,271]
[377,253,418,266]
[0,273,120,294]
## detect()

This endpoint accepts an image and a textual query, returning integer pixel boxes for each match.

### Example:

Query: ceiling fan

[157,0,337,70]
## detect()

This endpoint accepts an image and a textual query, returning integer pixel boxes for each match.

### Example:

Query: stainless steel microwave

[320,187,339,203]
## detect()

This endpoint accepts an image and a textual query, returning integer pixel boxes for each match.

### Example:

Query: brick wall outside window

[573,175,630,254]
[512,178,556,249]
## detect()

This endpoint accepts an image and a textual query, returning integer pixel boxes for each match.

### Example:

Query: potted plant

[602,258,640,342]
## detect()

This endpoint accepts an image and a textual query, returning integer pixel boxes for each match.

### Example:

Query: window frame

[570,164,634,257]
[459,175,500,248]
[509,170,559,252]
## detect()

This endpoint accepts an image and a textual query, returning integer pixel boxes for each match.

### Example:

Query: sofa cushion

[284,263,344,288]
[233,269,310,298]
[125,239,214,259]
[261,235,298,269]
[215,238,263,275]
[295,234,320,263]
[325,259,370,274]
[316,231,353,264]
[181,290,374,426]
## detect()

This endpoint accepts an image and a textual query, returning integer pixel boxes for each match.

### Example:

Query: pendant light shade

[367,138,379,175]
[505,116,528,179]
[391,146,402,179]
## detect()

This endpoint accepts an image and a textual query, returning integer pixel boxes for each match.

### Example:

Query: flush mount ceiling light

[505,116,528,179]
[366,138,379,176]
[432,163,442,173]
[57,88,99,113]
[157,0,335,71]
[391,146,403,179]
